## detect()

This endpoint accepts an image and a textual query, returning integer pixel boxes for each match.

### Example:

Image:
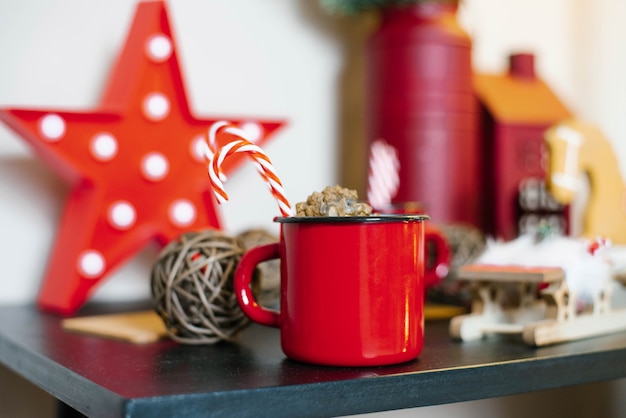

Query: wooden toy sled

[449,264,626,346]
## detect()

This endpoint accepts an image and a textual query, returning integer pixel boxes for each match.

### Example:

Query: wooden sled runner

[449,264,626,346]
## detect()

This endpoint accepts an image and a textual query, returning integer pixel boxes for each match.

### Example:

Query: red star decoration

[0,1,285,315]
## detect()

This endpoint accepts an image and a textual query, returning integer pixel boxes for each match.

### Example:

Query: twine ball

[151,230,255,344]
[427,223,487,306]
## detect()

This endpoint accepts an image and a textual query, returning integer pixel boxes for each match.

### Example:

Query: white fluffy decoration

[476,234,612,303]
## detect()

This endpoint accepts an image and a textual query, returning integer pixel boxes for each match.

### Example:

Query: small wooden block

[457,265,565,283]
[62,310,168,344]
[424,303,468,321]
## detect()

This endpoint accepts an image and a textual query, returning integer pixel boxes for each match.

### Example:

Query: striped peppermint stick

[206,123,292,217]
[367,139,400,210]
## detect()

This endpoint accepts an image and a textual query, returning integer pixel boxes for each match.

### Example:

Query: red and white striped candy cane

[367,139,400,210]
[205,120,251,181]
[207,133,292,217]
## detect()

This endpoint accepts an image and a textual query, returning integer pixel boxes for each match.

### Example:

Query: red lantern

[366,1,480,226]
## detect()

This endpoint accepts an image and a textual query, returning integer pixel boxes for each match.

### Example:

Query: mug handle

[234,243,281,328]
[423,228,451,289]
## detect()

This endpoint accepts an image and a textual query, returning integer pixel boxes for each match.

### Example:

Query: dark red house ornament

[475,52,572,240]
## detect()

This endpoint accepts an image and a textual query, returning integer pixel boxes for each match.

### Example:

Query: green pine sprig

[320,0,457,15]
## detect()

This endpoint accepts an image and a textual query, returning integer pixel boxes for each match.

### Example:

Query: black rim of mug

[274,214,430,223]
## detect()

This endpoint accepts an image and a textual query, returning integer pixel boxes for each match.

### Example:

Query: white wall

[1,0,625,416]
[1,0,624,303]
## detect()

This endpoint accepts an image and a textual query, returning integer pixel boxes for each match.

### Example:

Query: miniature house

[475,53,572,240]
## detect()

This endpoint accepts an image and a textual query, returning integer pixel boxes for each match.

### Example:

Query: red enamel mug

[234,214,429,367]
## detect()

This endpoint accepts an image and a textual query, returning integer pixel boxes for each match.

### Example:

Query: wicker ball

[427,223,487,306]
[151,230,253,344]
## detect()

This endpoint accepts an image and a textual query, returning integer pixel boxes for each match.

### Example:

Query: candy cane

[367,139,400,210]
[205,120,239,181]
[206,127,292,217]
[206,120,230,155]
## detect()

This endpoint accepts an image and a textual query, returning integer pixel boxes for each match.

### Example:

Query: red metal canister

[366,2,480,226]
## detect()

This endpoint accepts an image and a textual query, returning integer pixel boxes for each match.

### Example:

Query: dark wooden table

[1,303,625,418]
